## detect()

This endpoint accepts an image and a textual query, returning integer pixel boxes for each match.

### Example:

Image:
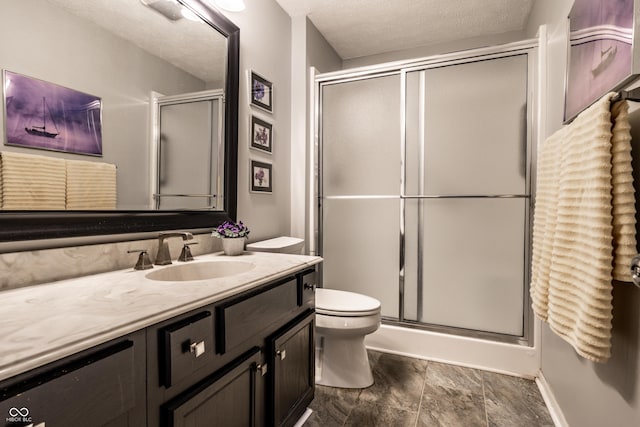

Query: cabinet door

[269,311,315,427]
[163,348,263,427]
[0,335,145,427]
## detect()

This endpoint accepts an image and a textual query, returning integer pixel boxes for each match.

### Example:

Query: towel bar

[612,87,640,103]
[153,194,217,198]
[629,255,640,289]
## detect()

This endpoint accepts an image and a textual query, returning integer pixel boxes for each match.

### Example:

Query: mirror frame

[0,0,239,243]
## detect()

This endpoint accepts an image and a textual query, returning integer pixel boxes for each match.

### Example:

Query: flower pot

[222,237,246,256]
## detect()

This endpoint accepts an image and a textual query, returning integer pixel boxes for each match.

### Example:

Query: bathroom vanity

[0,252,321,427]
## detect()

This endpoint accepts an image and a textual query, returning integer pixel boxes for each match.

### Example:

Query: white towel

[530,92,636,363]
[610,100,636,280]
[66,159,117,209]
[0,151,66,210]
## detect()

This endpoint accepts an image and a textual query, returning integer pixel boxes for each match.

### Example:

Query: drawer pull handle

[277,349,286,360]
[189,340,206,358]
[304,283,316,291]
[256,363,268,376]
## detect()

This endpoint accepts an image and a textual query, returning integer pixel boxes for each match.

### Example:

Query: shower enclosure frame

[315,39,539,347]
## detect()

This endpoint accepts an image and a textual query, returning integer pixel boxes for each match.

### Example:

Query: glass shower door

[403,55,530,336]
[154,92,223,210]
[320,74,402,319]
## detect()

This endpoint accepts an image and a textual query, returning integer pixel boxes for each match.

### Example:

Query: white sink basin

[145,260,255,282]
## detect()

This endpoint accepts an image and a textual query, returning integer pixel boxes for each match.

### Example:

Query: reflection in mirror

[0,0,228,211]
[153,89,224,210]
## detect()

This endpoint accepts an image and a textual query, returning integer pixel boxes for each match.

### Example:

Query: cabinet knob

[256,363,268,376]
[304,283,316,291]
[189,340,206,358]
[276,349,286,360]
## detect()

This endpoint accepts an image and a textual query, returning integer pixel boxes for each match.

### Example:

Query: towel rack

[153,194,217,199]
[612,87,640,102]
[630,256,640,289]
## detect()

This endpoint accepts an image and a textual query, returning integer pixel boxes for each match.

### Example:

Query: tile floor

[304,350,554,427]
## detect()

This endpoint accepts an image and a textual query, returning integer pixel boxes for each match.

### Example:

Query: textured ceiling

[275,0,535,59]
[45,0,227,84]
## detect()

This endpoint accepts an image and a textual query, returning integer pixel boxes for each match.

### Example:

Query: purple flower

[255,128,268,145]
[253,81,265,101]
[212,220,250,238]
[255,169,265,185]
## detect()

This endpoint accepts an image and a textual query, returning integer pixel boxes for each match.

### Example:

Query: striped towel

[66,159,117,209]
[530,92,636,363]
[0,151,66,210]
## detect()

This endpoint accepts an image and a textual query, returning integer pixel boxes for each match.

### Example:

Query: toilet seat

[316,288,381,317]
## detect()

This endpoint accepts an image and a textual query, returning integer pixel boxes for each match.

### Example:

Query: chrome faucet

[155,232,194,265]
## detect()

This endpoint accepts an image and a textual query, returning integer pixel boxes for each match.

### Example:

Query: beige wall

[290,16,342,254]
[306,18,343,73]
[342,30,525,69]
[528,1,640,426]
[218,1,293,243]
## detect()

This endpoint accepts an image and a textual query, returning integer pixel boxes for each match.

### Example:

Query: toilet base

[316,334,374,388]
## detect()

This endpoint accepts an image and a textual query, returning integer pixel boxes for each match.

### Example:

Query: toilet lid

[316,288,381,316]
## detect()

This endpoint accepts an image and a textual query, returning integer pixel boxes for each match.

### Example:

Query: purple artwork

[250,115,272,154]
[565,0,635,122]
[3,71,102,156]
[250,70,273,113]
[250,159,272,193]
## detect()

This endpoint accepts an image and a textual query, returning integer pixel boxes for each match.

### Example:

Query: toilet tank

[245,236,304,254]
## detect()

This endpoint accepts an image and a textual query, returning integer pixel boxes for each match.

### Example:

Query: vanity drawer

[298,269,316,310]
[161,311,215,388]
[216,277,298,354]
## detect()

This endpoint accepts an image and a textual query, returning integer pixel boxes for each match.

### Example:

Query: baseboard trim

[536,372,569,427]
[293,408,313,427]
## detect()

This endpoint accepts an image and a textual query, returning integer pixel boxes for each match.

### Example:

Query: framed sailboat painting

[564,0,639,123]
[2,70,103,156]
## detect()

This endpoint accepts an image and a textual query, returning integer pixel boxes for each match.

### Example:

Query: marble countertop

[0,251,322,381]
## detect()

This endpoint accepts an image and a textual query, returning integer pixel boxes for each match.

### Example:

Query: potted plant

[212,220,250,256]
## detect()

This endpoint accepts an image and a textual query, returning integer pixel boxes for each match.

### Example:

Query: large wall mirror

[0,0,239,242]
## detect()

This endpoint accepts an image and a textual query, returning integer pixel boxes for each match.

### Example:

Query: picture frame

[564,0,638,123]
[250,159,272,193]
[3,70,103,156]
[250,115,273,154]
[249,70,273,113]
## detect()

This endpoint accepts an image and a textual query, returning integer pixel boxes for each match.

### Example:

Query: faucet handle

[128,249,154,270]
[178,242,198,262]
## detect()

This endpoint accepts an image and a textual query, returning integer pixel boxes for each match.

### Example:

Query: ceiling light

[212,0,245,12]
[180,7,201,22]
[140,0,185,21]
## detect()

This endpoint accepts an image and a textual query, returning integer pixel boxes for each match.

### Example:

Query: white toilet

[247,236,382,389]
[315,288,381,388]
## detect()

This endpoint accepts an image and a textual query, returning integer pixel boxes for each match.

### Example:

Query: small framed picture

[250,70,273,113]
[250,160,272,193]
[250,115,273,154]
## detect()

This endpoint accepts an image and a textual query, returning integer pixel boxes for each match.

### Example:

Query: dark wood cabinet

[269,311,315,427]
[163,348,264,427]
[160,311,215,388]
[0,266,317,427]
[0,331,146,427]
[148,268,317,427]
[216,277,299,355]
